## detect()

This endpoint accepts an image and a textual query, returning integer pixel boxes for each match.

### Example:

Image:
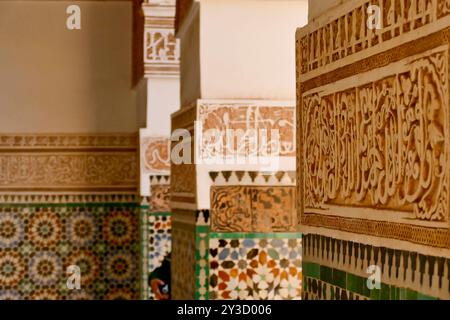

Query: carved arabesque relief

[145,29,179,64]
[199,104,295,158]
[0,154,137,189]
[0,134,138,191]
[302,49,448,222]
[300,0,450,74]
[143,138,170,173]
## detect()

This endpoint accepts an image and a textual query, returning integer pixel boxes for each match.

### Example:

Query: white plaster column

[139,0,180,197]
[172,0,308,211]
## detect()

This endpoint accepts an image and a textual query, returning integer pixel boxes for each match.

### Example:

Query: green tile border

[148,212,172,217]
[195,225,210,300]
[139,206,149,300]
[209,232,302,239]
[303,262,439,300]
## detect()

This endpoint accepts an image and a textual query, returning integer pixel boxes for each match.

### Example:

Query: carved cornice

[0,134,139,194]
[0,133,138,150]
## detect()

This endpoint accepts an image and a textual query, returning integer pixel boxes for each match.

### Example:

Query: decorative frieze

[296,0,450,248]
[199,103,296,158]
[0,134,138,193]
[171,100,296,210]
[209,171,296,186]
[302,48,448,223]
[302,234,449,299]
[142,137,170,174]
[299,0,450,76]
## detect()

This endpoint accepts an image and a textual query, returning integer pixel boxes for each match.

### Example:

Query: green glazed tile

[381,283,390,300]
[305,262,320,279]
[390,286,396,300]
[332,269,346,289]
[209,232,302,239]
[346,273,356,293]
[361,277,371,297]
[370,288,380,300]
[400,288,407,300]
[417,293,437,300]
[320,265,333,283]
[407,289,418,300]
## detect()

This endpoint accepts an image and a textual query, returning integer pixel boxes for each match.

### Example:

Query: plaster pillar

[171,0,308,300]
[138,0,180,299]
[297,0,450,300]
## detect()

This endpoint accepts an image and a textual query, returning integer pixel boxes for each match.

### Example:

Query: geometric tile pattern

[171,209,210,300]
[171,219,197,300]
[303,268,438,300]
[195,226,209,300]
[147,213,171,300]
[0,204,139,300]
[139,204,149,300]
[302,234,449,300]
[209,233,302,300]
[302,275,369,300]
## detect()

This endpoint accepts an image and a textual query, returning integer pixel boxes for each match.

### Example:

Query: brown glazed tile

[211,185,297,233]
[251,186,297,232]
[211,186,252,232]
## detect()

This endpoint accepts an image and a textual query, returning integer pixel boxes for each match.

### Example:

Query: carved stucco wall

[297,0,450,299]
[0,1,144,300]
[0,134,141,300]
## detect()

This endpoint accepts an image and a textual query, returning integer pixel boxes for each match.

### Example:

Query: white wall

[0,1,140,133]
[146,77,180,136]
[179,2,201,107]
[199,0,308,101]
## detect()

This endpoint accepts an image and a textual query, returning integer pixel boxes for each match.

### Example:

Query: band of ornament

[0,193,140,204]
[0,133,138,149]
[297,0,450,248]
[209,171,296,186]
[0,134,138,194]
[298,0,450,76]
[141,137,171,174]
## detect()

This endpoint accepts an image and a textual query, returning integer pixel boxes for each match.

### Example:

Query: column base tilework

[208,233,302,300]
[171,210,210,300]
[0,203,140,300]
[302,234,449,300]
[147,212,172,300]
[196,226,209,300]
[139,204,149,300]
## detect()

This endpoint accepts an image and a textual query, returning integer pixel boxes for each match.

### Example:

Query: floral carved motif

[299,0,450,75]
[145,29,179,63]
[199,104,296,158]
[0,134,138,192]
[0,154,137,190]
[302,49,448,222]
[143,138,170,173]
[211,186,297,233]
